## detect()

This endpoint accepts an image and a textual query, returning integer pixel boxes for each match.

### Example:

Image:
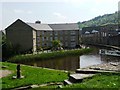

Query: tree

[2,32,21,60]
[2,38,14,60]
[37,46,43,52]
[52,40,63,51]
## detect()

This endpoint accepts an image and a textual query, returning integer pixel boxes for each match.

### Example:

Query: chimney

[35,20,41,24]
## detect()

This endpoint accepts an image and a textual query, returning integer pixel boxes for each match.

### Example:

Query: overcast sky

[0,0,119,30]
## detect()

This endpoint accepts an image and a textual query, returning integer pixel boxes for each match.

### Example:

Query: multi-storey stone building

[5,19,79,52]
[80,24,120,46]
[49,24,79,48]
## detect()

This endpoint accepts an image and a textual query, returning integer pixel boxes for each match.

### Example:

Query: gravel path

[0,70,12,78]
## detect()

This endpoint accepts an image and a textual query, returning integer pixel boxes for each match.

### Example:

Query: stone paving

[76,62,120,74]
[65,62,120,85]
[88,62,120,71]
[0,70,12,78]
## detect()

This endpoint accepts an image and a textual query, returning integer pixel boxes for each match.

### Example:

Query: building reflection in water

[24,56,80,71]
[19,52,120,71]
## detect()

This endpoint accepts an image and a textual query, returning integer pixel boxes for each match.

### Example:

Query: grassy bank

[1,62,120,89]
[9,48,92,63]
[36,73,120,89]
[1,62,68,89]
[63,73,120,89]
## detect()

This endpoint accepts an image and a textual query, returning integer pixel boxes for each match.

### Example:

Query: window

[54,31,58,35]
[50,37,53,41]
[102,32,104,37]
[37,37,40,42]
[65,42,68,46]
[37,44,40,47]
[55,37,58,40]
[102,32,107,37]
[42,43,44,46]
[50,32,53,35]
[71,36,75,41]
[71,42,76,47]
[60,37,63,40]
[42,31,44,35]
[49,43,52,46]
[104,33,107,37]
[60,31,63,35]
[42,37,44,41]
[71,31,75,35]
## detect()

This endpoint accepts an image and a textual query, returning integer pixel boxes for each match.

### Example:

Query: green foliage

[37,46,43,51]
[52,40,61,47]
[1,62,68,89]
[78,11,118,28]
[8,48,92,63]
[2,35,14,60]
[52,40,63,51]
[2,33,22,60]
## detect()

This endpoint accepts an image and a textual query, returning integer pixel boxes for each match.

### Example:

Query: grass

[1,62,120,89]
[35,73,120,89]
[63,73,120,89]
[1,62,68,89]
[9,48,92,63]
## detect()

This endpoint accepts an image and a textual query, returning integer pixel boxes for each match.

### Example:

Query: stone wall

[81,24,120,47]
[5,19,34,52]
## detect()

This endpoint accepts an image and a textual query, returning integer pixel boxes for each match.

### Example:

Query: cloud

[27,11,32,14]
[14,9,24,13]
[14,9,32,14]
[53,12,66,19]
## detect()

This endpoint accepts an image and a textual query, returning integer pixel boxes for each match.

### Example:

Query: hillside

[78,11,118,28]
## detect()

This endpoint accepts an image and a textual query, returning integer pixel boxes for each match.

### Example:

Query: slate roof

[27,23,53,31]
[49,23,79,30]
[27,23,79,31]
[7,19,79,31]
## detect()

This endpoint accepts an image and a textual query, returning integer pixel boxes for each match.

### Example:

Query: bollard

[67,72,70,77]
[17,64,21,78]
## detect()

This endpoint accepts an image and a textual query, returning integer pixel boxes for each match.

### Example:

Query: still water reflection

[80,55,101,68]
[23,56,80,71]
[21,52,119,71]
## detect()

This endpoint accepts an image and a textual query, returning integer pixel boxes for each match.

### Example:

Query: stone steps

[64,73,95,85]
[76,68,118,74]
[64,62,119,85]
[64,80,72,85]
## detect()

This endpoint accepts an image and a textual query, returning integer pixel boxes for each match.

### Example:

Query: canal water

[21,48,120,71]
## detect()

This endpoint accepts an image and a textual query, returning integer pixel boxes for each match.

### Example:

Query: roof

[27,23,53,31]
[27,23,79,31]
[5,19,79,31]
[49,23,79,30]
